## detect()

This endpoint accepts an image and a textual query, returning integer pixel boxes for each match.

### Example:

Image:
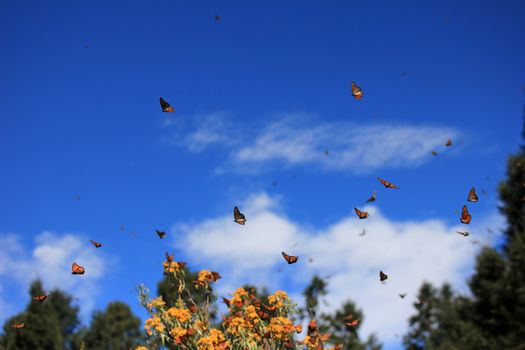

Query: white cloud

[0,231,110,324]
[165,112,460,174]
[175,192,500,348]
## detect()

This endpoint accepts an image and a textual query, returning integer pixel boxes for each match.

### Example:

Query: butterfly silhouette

[165,252,174,262]
[379,270,388,282]
[159,97,175,112]
[33,295,47,302]
[358,229,366,236]
[456,231,470,237]
[89,240,102,248]
[281,251,298,264]
[461,205,472,224]
[354,207,369,219]
[351,81,363,100]
[233,206,246,225]
[72,262,85,275]
[156,229,167,239]
[445,138,453,147]
[467,187,479,202]
[431,150,438,156]
[377,177,399,189]
[399,293,407,299]
[366,191,376,203]
[222,297,230,307]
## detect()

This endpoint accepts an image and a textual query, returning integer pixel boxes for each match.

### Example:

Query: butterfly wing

[445,138,453,147]
[156,229,166,238]
[379,271,388,281]
[281,251,298,264]
[233,206,246,225]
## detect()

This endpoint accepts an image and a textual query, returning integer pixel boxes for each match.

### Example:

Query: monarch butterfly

[467,187,479,202]
[159,97,175,112]
[461,205,472,224]
[431,150,438,156]
[354,207,369,219]
[399,293,407,299]
[445,138,453,147]
[281,251,298,264]
[156,229,167,239]
[222,297,231,307]
[165,252,174,262]
[456,231,470,237]
[89,240,102,248]
[72,262,85,275]
[11,323,24,329]
[351,81,363,100]
[377,177,399,189]
[379,270,388,282]
[345,319,359,327]
[211,271,222,281]
[33,295,47,302]
[233,206,246,225]
[366,191,376,203]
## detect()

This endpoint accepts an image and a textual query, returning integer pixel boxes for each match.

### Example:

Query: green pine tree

[83,301,142,350]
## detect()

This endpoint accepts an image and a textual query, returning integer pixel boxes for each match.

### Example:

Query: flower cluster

[137,254,343,349]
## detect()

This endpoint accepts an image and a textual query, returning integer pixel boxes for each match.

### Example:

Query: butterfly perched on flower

[377,177,399,189]
[11,323,24,329]
[72,262,85,275]
[351,81,363,100]
[456,231,470,237]
[379,270,388,282]
[281,251,298,264]
[156,229,167,239]
[366,191,376,203]
[461,205,472,224]
[233,206,246,225]
[159,97,175,112]
[467,187,479,202]
[354,207,369,219]
[89,240,102,248]
[165,252,174,262]
[445,138,453,147]
[33,295,47,302]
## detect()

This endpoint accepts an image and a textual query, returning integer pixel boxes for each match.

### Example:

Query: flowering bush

[136,254,341,349]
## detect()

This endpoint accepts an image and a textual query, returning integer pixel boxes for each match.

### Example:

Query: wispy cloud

[0,231,110,324]
[174,192,500,347]
[164,112,460,174]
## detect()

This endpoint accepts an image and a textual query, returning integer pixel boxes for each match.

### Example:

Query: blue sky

[1,0,524,348]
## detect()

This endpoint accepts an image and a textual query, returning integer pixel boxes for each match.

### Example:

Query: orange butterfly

[366,191,376,203]
[445,138,453,147]
[211,271,221,281]
[281,251,298,264]
[345,319,360,327]
[160,97,175,112]
[467,187,479,202]
[233,206,246,225]
[72,262,85,275]
[33,295,47,302]
[461,205,472,224]
[377,177,399,189]
[354,207,369,219]
[11,323,24,329]
[351,81,363,100]
[165,252,174,262]
[89,240,102,248]
[156,229,166,239]
[379,270,388,282]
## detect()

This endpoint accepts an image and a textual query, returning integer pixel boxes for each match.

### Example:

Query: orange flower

[166,307,192,323]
